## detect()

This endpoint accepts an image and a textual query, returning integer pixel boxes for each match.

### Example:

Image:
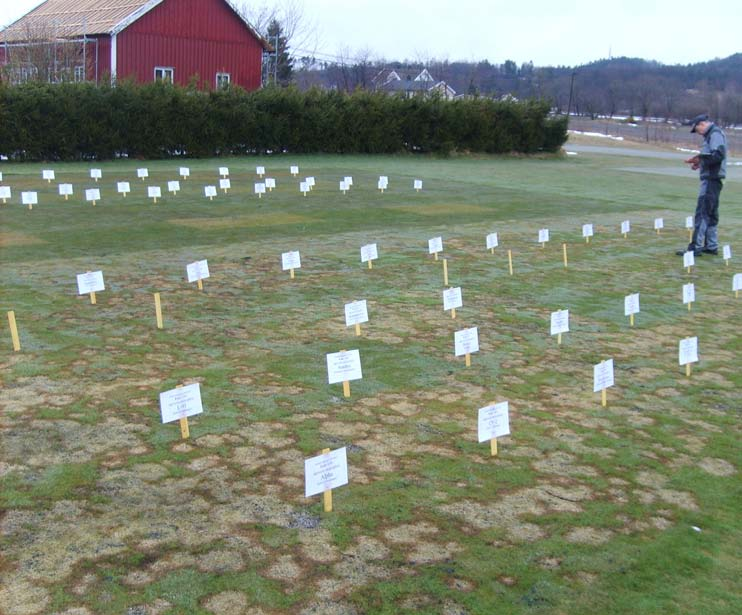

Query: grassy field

[1,143,740,615]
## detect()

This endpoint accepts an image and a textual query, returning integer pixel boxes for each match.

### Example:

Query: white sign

[219,178,231,190]
[219,166,229,177]
[733,273,742,291]
[90,168,102,180]
[678,337,699,366]
[593,359,615,392]
[486,232,499,250]
[304,447,348,497]
[186,260,210,283]
[21,191,38,205]
[256,165,265,176]
[344,176,353,186]
[168,180,180,193]
[723,245,731,260]
[76,270,105,294]
[443,287,463,311]
[360,243,378,263]
[282,251,301,271]
[290,165,299,175]
[117,181,130,195]
[683,251,695,268]
[137,168,149,179]
[204,185,217,198]
[300,181,309,194]
[477,401,510,442]
[254,182,266,195]
[345,300,369,327]
[85,188,101,202]
[414,179,423,190]
[326,349,362,384]
[654,218,664,230]
[59,183,73,196]
[0,172,3,181]
[179,167,190,178]
[621,220,630,234]
[0,186,10,200]
[266,178,276,190]
[148,186,161,199]
[550,309,569,335]
[582,223,594,238]
[428,236,443,254]
[339,180,349,192]
[538,228,550,243]
[624,293,640,316]
[683,283,695,305]
[42,169,55,181]
[306,176,316,188]
[159,383,204,424]
[455,327,479,356]
[685,215,694,229]
[379,175,389,188]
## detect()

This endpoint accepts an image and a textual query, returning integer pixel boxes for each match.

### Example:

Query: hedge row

[0,81,568,161]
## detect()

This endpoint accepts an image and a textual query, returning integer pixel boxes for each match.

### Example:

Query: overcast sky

[2,0,740,67]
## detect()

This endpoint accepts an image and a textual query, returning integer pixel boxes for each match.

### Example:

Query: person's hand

[691,162,700,170]
[685,155,700,165]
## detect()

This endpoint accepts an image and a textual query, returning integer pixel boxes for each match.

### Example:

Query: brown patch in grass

[532,451,599,477]
[197,550,245,573]
[0,231,46,247]
[565,527,613,545]
[202,590,248,615]
[169,213,309,230]
[698,457,736,476]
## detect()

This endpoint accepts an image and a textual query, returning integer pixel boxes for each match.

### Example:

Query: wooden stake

[688,228,693,242]
[490,438,498,456]
[7,311,21,351]
[451,307,456,319]
[197,278,203,291]
[687,265,691,274]
[562,243,568,268]
[685,363,691,377]
[154,292,163,329]
[368,260,373,270]
[443,259,448,286]
[342,380,350,398]
[90,291,96,305]
[465,352,471,367]
[322,448,333,512]
[434,252,438,261]
[586,236,590,244]
[656,228,660,235]
[557,333,562,345]
[175,384,190,439]
[508,249,513,276]
[490,247,495,254]
[601,388,607,407]
[290,268,295,279]
[355,323,361,336]
[630,314,634,327]
[688,301,692,312]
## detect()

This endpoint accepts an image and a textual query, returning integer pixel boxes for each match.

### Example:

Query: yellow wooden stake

[685,363,691,377]
[586,236,590,244]
[508,249,513,276]
[490,438,498,456]
[601,387,607,407]
[64,194,68,201]
[623,232,627,239]
[154,292,163,329]
[434,252,438,261]
[355,323,361,336]
[290,268,295,279]
[197,278,203,291]
[465,352,471,367]
[451,307,456,319]
[630,314,634,327]
[557,333,562,345]
[90,291,96,305]
[562,243,568,268]
[688,228,693,242]
[342,380,350,398]
[7,311,21,351]
[687,265,691,274]
[153,197,157,204]
[322,448,333,512]
[368,260,373,270]
[656,228,660,235]
[490,247,495,254]
[175,384,190,439]
[443,259,448,286]
[28,203,33,211]
[688,301,692,312]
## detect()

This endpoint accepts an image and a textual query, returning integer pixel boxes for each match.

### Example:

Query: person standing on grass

[678,114,727,256]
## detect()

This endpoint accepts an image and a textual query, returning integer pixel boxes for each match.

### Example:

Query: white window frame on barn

[216,72,231,89]
[74,66,85,82]
[154,66,174,83]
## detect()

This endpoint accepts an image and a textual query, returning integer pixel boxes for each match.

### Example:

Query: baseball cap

[689,114,709,133]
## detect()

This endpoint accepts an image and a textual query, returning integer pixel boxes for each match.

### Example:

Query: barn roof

[1,0,271,49]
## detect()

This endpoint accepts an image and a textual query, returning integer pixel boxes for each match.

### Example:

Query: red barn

[0,0,271,89]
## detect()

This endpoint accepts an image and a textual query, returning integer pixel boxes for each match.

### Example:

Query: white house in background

[372,67,456,100]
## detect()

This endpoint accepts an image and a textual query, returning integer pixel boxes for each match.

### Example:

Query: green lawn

[0,147,740,615]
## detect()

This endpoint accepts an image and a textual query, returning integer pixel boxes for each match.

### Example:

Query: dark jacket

[699,124,727,180]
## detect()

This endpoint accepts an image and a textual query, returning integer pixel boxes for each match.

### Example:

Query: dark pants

[689,178,722,252]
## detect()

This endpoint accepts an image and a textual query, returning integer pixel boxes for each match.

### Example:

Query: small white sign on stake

[360,243,378,264]
[722,245,731,263]
[282,251,301,272]
[219,178,231,192]
[478,401,510,442]
[168,180,180,194]
[326,349,363,384]
[21,191,38,209]
[344,176,353,186]
[179,167,190,179]
[77,270,105,295]
[59,183,73,199]
[732,273,742,294]
[538,228,550,245]
[148,186,162,202]
[624,293,640,323]
[582,223,594,240]
[621,220,630,236]
[339,180,349,193]
[85,188,101,205]
[42,169,55,182]
[443,287,463,312]
[186,260,210,283]
[254,182,266,197]
[0,186,11,203]
[654,217,664,231]
[117,181,131,196]
[256,165,265,177]
[414,179,423,191]
[300,181,309,195]
[678,336,699,366]
[204,185,217,200]
[137,168,149,180]
[550,309,569,337]
[90,168,102,181]
[683,251,695,269]
[428,236,443,258]
[304,447,349,498]
[683,282,695,306]
[345,300,369,328]
[685,215,694,229]
[306,176,316,189]
[219,166,229,177]
[265,177,276,191]
[159,383,204,424]
[290,165,299,176]
[454,327,479,364]
[593,359,615,400]
[486,232,499,251]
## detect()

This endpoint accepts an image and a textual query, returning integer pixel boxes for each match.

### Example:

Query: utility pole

[274,33,278,85]
[566,70,577,118]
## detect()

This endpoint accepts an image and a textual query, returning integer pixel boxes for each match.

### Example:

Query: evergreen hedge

[0,81,568,161]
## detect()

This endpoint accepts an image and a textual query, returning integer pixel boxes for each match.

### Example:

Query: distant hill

[295,54,742,125]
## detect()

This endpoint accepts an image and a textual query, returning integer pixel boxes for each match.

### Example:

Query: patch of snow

[568,130,624,141]
[676,147,700,154]
[565,151,578,156]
